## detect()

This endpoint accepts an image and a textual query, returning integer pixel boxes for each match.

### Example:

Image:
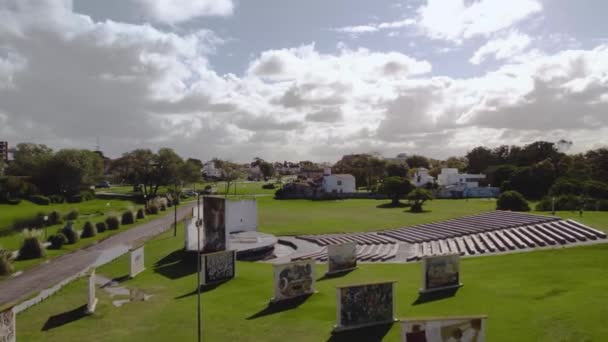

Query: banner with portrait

[401,315,487,342]
[202,196,227,253]
[272,260,316,302]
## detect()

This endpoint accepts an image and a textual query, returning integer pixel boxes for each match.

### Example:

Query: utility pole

[196,193,202,342]
[173,182,178,237]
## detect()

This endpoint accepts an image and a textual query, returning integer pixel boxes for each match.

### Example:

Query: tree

[465,147,496,174]
[221,162,243,196]
[407,188,433,212]
[180,159,202,185]
[41,149,103,195]
[486,164,517,188]
[405,155,430,169]
[6,143,53,178]
[496,191,530,211]
[333,154,386,190]
[259,161,275,180]
[379,177,414,206]
[186,158,203,170]
[585,148,608,183]
[386,163,410,178]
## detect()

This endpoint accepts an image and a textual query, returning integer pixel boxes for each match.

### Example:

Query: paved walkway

[0,203,195,310]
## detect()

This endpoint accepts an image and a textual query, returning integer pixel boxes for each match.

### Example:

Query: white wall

[322,175,356,193]
[438,168,485,187]
[225,199,258,233]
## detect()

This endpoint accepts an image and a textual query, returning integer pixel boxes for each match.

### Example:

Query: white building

[202,161,222,179]
[437,168,486,188]
[322,170,356,194]
[412,168,435,187]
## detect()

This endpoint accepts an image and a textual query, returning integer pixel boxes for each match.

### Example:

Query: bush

[146,204,159,215]
[262,183,276,189]
[67,194,83,203]
[136,208,145,220]
[80,190,95,201]
[159,202,167,211]
[19,235,45,260]
[47,210,63,225]
[29,195,50,205]
[121,211,135,225]
[95,222,107,233]
[12,213,47,231]
[497,191,530,212]
[106,216,120,230]
[0,249,13,276]
[81,221,97,238]
[61,223,80,244]
[274,188,285,199]
[48,233,68,249]
[49,194,65,204]
[6,198,21,205]
[65,209,79,221]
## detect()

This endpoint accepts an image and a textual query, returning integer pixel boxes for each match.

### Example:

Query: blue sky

[1,0,608,162]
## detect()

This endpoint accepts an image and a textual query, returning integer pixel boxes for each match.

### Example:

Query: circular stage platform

[230,231,278,261]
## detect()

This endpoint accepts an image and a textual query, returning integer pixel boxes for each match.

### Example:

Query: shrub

[274,188,285,199]
[81,221,97,238]
[159,202,167,211]
[497,191,530,212]
[6,198,21,205]
[47,210,63,226]
[48,233,68,250]
[29,195,50,205]
[106,216,120,230]
[121,211,135,225]
[61,223,80,244]
[262,183,276,189]
[136,208,145,220]
[95,222,107,233]
[67,194,83,203]
[65,209,79,221]
[146,204,159,215]
[18,232,45,260]
[80,190,95,201]
[12,213,47,231]
[49,194,65,204]
[0,248,13,276]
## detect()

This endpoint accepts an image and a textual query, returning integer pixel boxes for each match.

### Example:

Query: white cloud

[134,0,234,24]
[334,19,414,35]
[417,0,541,42]
[470,31,532,64]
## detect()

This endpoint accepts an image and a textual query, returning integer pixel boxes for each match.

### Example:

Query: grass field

[16,226,608,342]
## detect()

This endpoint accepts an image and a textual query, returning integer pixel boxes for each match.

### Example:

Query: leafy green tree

[41,149,103,195]
[379,177,414,205]
[585,148,608,183]
[497,191,530,211]
[180,159,202,185]
[333,154,386,190]
[465,146,496,174]
[6,143,53,178]
[386,163,410,178]
[407,188,433,212]
[405,155,430,169]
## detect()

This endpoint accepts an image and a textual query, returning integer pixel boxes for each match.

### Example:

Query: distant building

[321,169,356,193]
[412,168,435,187]
[437,168,486,188]
[300,168,324,179]
[0,141,7,162]
[202,161,222,179]
[384,153,408,164]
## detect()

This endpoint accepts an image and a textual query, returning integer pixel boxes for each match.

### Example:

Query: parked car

[96,181,111,188]
[203,186,217,194]
[182,190,198,198]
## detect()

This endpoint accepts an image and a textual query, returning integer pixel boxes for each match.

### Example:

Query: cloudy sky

[1,0,607,162]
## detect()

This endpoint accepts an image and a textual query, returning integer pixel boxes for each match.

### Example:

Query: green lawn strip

[258,198,497,235]
[15,225,608,342]
[107,181,277,197]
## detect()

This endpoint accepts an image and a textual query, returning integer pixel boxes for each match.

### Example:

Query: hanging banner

[202,197,227,253]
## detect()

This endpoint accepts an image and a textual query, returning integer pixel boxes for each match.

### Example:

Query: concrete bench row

[379,211,561,243]
[406,219,607,261]
[296,232,395,246]
[292,243,398,263]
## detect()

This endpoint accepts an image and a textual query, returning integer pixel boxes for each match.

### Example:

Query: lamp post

[173,182,178,237]
[551,196,556,216]
[196,193,202,342]
[43,215,49,239]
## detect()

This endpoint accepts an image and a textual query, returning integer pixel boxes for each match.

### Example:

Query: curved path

[0,203,195,311]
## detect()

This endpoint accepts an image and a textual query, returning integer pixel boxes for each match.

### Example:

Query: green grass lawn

[16,226,608,342]
[258,198,498,235]
[108,181,277,197]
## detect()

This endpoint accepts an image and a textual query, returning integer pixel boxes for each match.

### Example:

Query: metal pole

[174,182,178,237]
[551,197,555,215]
[196,193,202,342]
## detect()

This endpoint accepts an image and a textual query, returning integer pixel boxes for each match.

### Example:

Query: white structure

[412,168,435,187]
[203,161,222,178]
[437,168,485,188]
[129,246,145,278]
[225,198,258,233]
[322,173,356,194]
[87,269,97,314]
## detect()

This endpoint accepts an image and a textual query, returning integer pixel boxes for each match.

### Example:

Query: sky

[1,0,608,163]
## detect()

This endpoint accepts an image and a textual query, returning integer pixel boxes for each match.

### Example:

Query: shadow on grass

[327,323,393,342]
[110,274,131,284]
[42,304,88,331]
[404,209,431,214]
[174,282,228,299]
[153,249,196,280]
[317,269,355,282]
[412,287,460,305]
[376,202,410,209]
[247,294,312,320]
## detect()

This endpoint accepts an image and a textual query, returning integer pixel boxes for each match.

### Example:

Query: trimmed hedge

[121,211,135,225]
[146,204,159,215]
[48,210,63,225]
[136,208,145,220]
[0,249,13,276]
[49,194,65,204]
[497,191,530,212]
[65,209,79,221]
[61,223,79,244]
[95,222,107,233]
[29,195,50,205]
[81,221,97,238]
[262,183,276,189]
[48,233,68,250]
[106,216,120,230]
[19,237,45,260]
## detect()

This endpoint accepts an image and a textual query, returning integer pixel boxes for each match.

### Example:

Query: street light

[196,193,202,342]
[173,182,178,237]
[43,215,49,239]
